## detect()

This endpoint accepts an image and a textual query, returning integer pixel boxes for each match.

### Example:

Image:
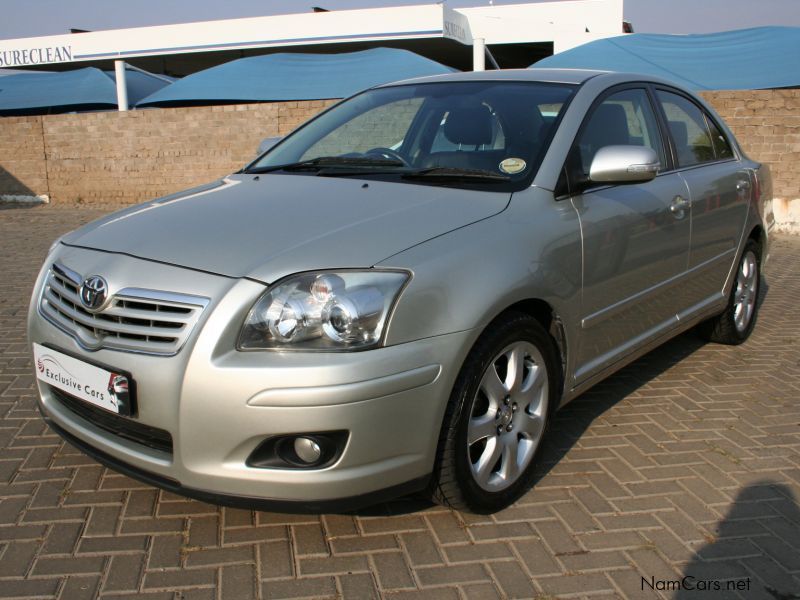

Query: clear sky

[1,0,799,40]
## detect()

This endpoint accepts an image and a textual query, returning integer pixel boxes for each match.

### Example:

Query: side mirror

[589,145,660,184]
[257,136,282,155]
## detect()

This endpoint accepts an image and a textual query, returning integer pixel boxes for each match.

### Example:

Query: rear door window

[656,91,716,167]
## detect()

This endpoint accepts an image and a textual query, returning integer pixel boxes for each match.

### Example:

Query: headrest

[443,105,494,146]
[584,103,631,147]
[505,105,545,149]
[668,120,688,148]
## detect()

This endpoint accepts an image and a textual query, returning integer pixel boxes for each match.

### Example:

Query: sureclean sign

[0,45,73,67]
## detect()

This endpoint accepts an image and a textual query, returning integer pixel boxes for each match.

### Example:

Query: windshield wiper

[244,161,512,183]
[243,156,405,174]
[401,167,511,183]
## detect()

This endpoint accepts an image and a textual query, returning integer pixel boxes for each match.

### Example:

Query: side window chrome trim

[656,156,741,176]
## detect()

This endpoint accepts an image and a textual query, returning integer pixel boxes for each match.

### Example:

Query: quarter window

[656,91,716,167]
[706,116,734,160]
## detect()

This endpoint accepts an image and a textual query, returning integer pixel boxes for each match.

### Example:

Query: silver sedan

[28,69,774,513]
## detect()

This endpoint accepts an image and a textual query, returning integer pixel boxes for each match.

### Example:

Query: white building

[0,1,626,109]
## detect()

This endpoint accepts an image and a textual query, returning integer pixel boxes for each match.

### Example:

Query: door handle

[670,195,690,219]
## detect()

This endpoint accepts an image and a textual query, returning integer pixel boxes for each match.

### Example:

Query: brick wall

[0,91,797,228]
[702,90,800,196]
[0,116,48,200]
[701,90,800,231]
[0,100,336,207]
[41,100,336,206]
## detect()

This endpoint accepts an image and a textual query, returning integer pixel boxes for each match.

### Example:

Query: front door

[567,87,692,385]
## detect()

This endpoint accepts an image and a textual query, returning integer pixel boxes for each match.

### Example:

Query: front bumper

[28,246,473,507]
[44,419,432,512]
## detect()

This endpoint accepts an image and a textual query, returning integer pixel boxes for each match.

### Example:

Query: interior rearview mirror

[589,145,660,184]
[257,136,282,155]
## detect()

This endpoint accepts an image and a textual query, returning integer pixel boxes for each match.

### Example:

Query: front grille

[39,263,208,355]
[50,386,173,455]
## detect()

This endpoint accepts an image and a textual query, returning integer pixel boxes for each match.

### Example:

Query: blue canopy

[533,27,800,90]
[108,69,174,105]
[0,67,171,114]
[137,48,455,107]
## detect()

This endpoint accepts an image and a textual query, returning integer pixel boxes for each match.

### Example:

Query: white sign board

[0,45,73,67]
[34,343,131,415]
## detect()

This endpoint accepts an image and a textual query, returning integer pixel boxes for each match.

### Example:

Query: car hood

[62,174,511,283]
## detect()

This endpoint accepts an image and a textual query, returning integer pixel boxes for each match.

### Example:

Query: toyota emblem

[80,275,108,311]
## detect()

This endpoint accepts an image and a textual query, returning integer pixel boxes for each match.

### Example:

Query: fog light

[294,437,322,464]
[246,430,349,470]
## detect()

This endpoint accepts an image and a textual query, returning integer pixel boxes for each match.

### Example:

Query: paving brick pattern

[1,206,799,599]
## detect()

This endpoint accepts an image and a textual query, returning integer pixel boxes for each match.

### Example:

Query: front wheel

[431,312,559,513]
[698,239,761,345]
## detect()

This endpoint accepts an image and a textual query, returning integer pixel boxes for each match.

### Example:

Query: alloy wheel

[734,250,758,333]
[467,341,548,492]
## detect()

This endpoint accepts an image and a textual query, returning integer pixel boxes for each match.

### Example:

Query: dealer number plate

[33,343,132,415]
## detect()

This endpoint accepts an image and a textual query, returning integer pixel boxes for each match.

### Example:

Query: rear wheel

[698,239,761,345]
[431,312,558,513]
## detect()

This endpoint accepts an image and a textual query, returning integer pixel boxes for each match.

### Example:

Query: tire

[431,312,559,513]
[698,239,761,345]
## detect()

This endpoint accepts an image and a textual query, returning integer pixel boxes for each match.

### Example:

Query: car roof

[375,68,699,93]
[377,68,611,88]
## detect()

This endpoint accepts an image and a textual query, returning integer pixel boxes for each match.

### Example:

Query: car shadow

[676,482,800,599]
[531,328,708,480]
[530,275,770,491]
[350,329,709,517]
[338,278,771,518]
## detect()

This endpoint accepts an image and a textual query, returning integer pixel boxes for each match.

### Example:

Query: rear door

[566,86,692,385]
[654,89,751,314]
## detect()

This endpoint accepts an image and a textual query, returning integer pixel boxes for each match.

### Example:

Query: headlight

[238,270,410,351]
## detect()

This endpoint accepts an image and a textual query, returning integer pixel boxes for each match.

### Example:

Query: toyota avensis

[29,69,774,513]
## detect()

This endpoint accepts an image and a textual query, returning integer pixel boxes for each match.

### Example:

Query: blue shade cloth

[0,67,172,113]
[137,48,455,106]
[108,70,175,105]
[533,27,800,90]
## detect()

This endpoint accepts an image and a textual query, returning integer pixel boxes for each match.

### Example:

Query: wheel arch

[484,298,568,403]
[748,224,766,255]
[429,306,564,511]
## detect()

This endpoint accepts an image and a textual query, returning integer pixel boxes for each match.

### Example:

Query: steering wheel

[365,147,410,166]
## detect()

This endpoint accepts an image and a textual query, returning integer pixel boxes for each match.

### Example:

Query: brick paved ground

[1,205,799,600]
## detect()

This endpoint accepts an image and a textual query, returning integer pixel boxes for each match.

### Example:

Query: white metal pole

[472,37,486,72]
[114,60,129,112]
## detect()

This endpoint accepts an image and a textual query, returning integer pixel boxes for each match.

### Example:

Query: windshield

[246,80,576,191]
